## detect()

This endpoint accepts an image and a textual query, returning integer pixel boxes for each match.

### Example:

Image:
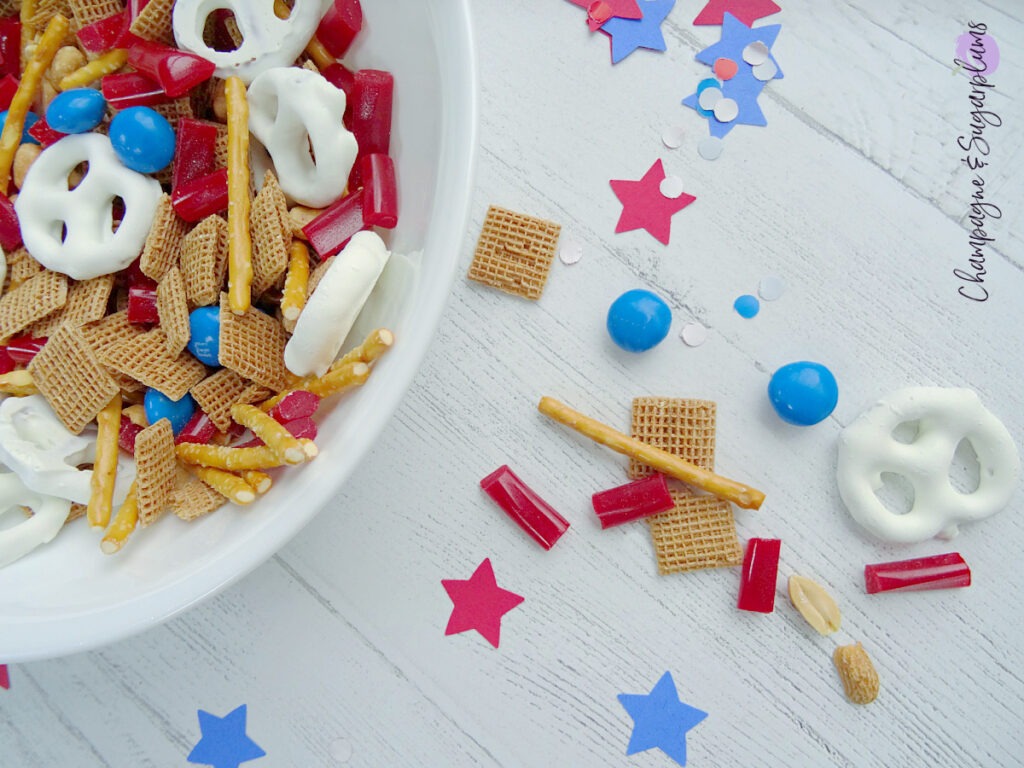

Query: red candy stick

[347,69,393,188]
[321,63,355,100]
[360,153,398,229]
[171,168,229,222]
[0,194,22,251]
[0,74,18,111]
[127,40,216,98]
[27,115,67,148]
[0,18,20,79]
[316,0,363,58]
[0,348,15,375]
[480,464,569,550]
[172,117,218,192]
[118,416,143,455]
[591,474,673,529]
[175,411,218,445]
[268,390,320,423]
[302,187,366,259]
[865,553,972,594]
[102,71,168,109]
[738,538,781,613]
[127,283,159,324]
[3,336,48,364]
[76,11,128,54]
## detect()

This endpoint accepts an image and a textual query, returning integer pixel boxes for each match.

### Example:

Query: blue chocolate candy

[607,289,672,353]
[0,110,40,144]
[187,306,220,366]
[46,88,107,134]
[768,361,839,426]
[144,389,196,435]
[108,106,175,173]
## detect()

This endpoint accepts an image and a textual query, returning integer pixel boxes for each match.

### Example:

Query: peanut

[788,574,841,635]
[833,642,880,705]
[12,143,42,189]
[47,46,86,87]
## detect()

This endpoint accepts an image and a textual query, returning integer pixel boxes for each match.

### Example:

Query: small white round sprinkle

[662,125,686,149]
[659,175,685,199]
[330,738,353,763]
[752,59,778,81]
[558,236,583,265]
[713,98,739,123]
[758,274,786,301]
[698,87,723,111]
[697,136,724,161]
[743,41,770,66]
[680,322,708,347]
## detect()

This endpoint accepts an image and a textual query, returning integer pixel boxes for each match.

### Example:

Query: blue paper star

[187,705,266,768]
[683,67,768,137]
[696,12,784,80]
[618,672,707,766]
[602,0,676,64]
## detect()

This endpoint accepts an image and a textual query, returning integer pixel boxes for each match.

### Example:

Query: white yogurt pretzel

[837,387,1019,543]
[173,0,330,84]
[14,134,162,280]
[0,470,72,569]
[247,66,357,208]
[0,395,136,506]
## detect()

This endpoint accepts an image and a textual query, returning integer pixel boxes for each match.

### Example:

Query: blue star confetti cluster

[618,671,708,766]
[566,0,677,64]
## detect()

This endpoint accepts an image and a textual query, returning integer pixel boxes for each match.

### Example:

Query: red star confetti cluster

[566,0,677,64]
[610,159,695,245]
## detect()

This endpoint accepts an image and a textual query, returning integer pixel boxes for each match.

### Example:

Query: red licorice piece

[0,18,20,79]
[128,39,216,98]
[127,283,159,324]
[302,187,366,259]
[0,74,18,111]
[0,347,15,375]
[172,117,218,192]
[102,71,168,109]
[591,474,674,529]
[738,538,781,613]
[347,69,393,188]
[360,153,397,229]
[27,115,67,147]
[121,256,149,287]
[865,553,972,594]
[175,411,218,445]
[321,63,355,103]
[76,11,128,53]
[316,0,362,58]
[480,465,569,550]
[3,335,48,364]
[119,416,143,454]
[268,390,320,423]
[0,194,22,250]
[171,168,229,222]
[283,416,317,441]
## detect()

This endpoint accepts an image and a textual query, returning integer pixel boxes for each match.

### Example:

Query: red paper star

[693,0,781,26]
[442,558,524,648]
[567,0,642,31]
[610,159,695,245]
[0,665,9,690]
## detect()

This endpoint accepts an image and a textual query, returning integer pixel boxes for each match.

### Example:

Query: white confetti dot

[662,125,685,149]
[659,175,685,199]
[330,738,353,763]
[558,236,583,265]
[713,98,739,123]
[752,59,778,81]
[697,136,724,161]
[758,274,786,301]
[680,322,708,347]
[743,41,770,66]
[697,87,723,111]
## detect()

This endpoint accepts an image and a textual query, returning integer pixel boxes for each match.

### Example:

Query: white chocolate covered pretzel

[837,387,1019,543]
[0,470,72,569]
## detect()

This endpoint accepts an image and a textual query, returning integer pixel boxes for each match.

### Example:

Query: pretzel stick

[272,0,335,69]
[101,481,138,554]
[189,466,257,504]
[176,440,316,470]
[58,48,128,91]
[0,370,38,395]
[333,328,394,370]
[225,75,253,314]
[259,361,370,412]
[87,393,122,528]
[537,396,766,510]
[280,240,310,323]
[241,470,272,495]
[122,403,148,427]
[0,14,68,194]
[230,403,307,465]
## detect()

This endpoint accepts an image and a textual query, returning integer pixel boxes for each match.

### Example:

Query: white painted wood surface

[3,0,1023,765]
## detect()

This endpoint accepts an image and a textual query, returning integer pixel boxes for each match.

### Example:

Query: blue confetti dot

[187,306,221,366]
[46,88,107,134]
[734,294,760,318]
[768,361,839,426]
[695,78,722,117]
[144,389,196,434]
[607,289,672,353]
[108,106,175,173]
[0,110,40,145]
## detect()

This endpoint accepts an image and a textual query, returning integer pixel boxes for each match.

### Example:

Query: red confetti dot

[713,57,739,80]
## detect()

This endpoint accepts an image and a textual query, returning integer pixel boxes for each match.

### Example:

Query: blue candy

[187,306,221,366]
[108,106,175,173]
[607,289,672,353]
[0,110,40,145]
[733,294,760,318]
[768,361,839,426]
[144,389,196,435]
[46,88,107,134]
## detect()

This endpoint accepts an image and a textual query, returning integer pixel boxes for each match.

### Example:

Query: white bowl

[0,1,477,662]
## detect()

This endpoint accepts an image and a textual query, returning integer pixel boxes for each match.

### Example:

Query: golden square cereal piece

[27,274,115,337]
[646,491,743,575]
[173,473,227,521]
[250,171,292,296]
[27,0,73,28]
[97,328,207,401]
[467,205,561,300]
[67,0,123,27]
[28,325,120,434]
[213,122,228,170]
[134,419,177,526]
[190,368,249,432]
[629,398,717,480]
[157,266,191,356]
[0,269,68,342]
[80,309,143,356]
[128,0,175,46]
[217,294,289,391]
[140,194,189,281]
[150,97,194,133]
[4,247,45,292]
[180,214,229,307]
[0,1,18,18]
